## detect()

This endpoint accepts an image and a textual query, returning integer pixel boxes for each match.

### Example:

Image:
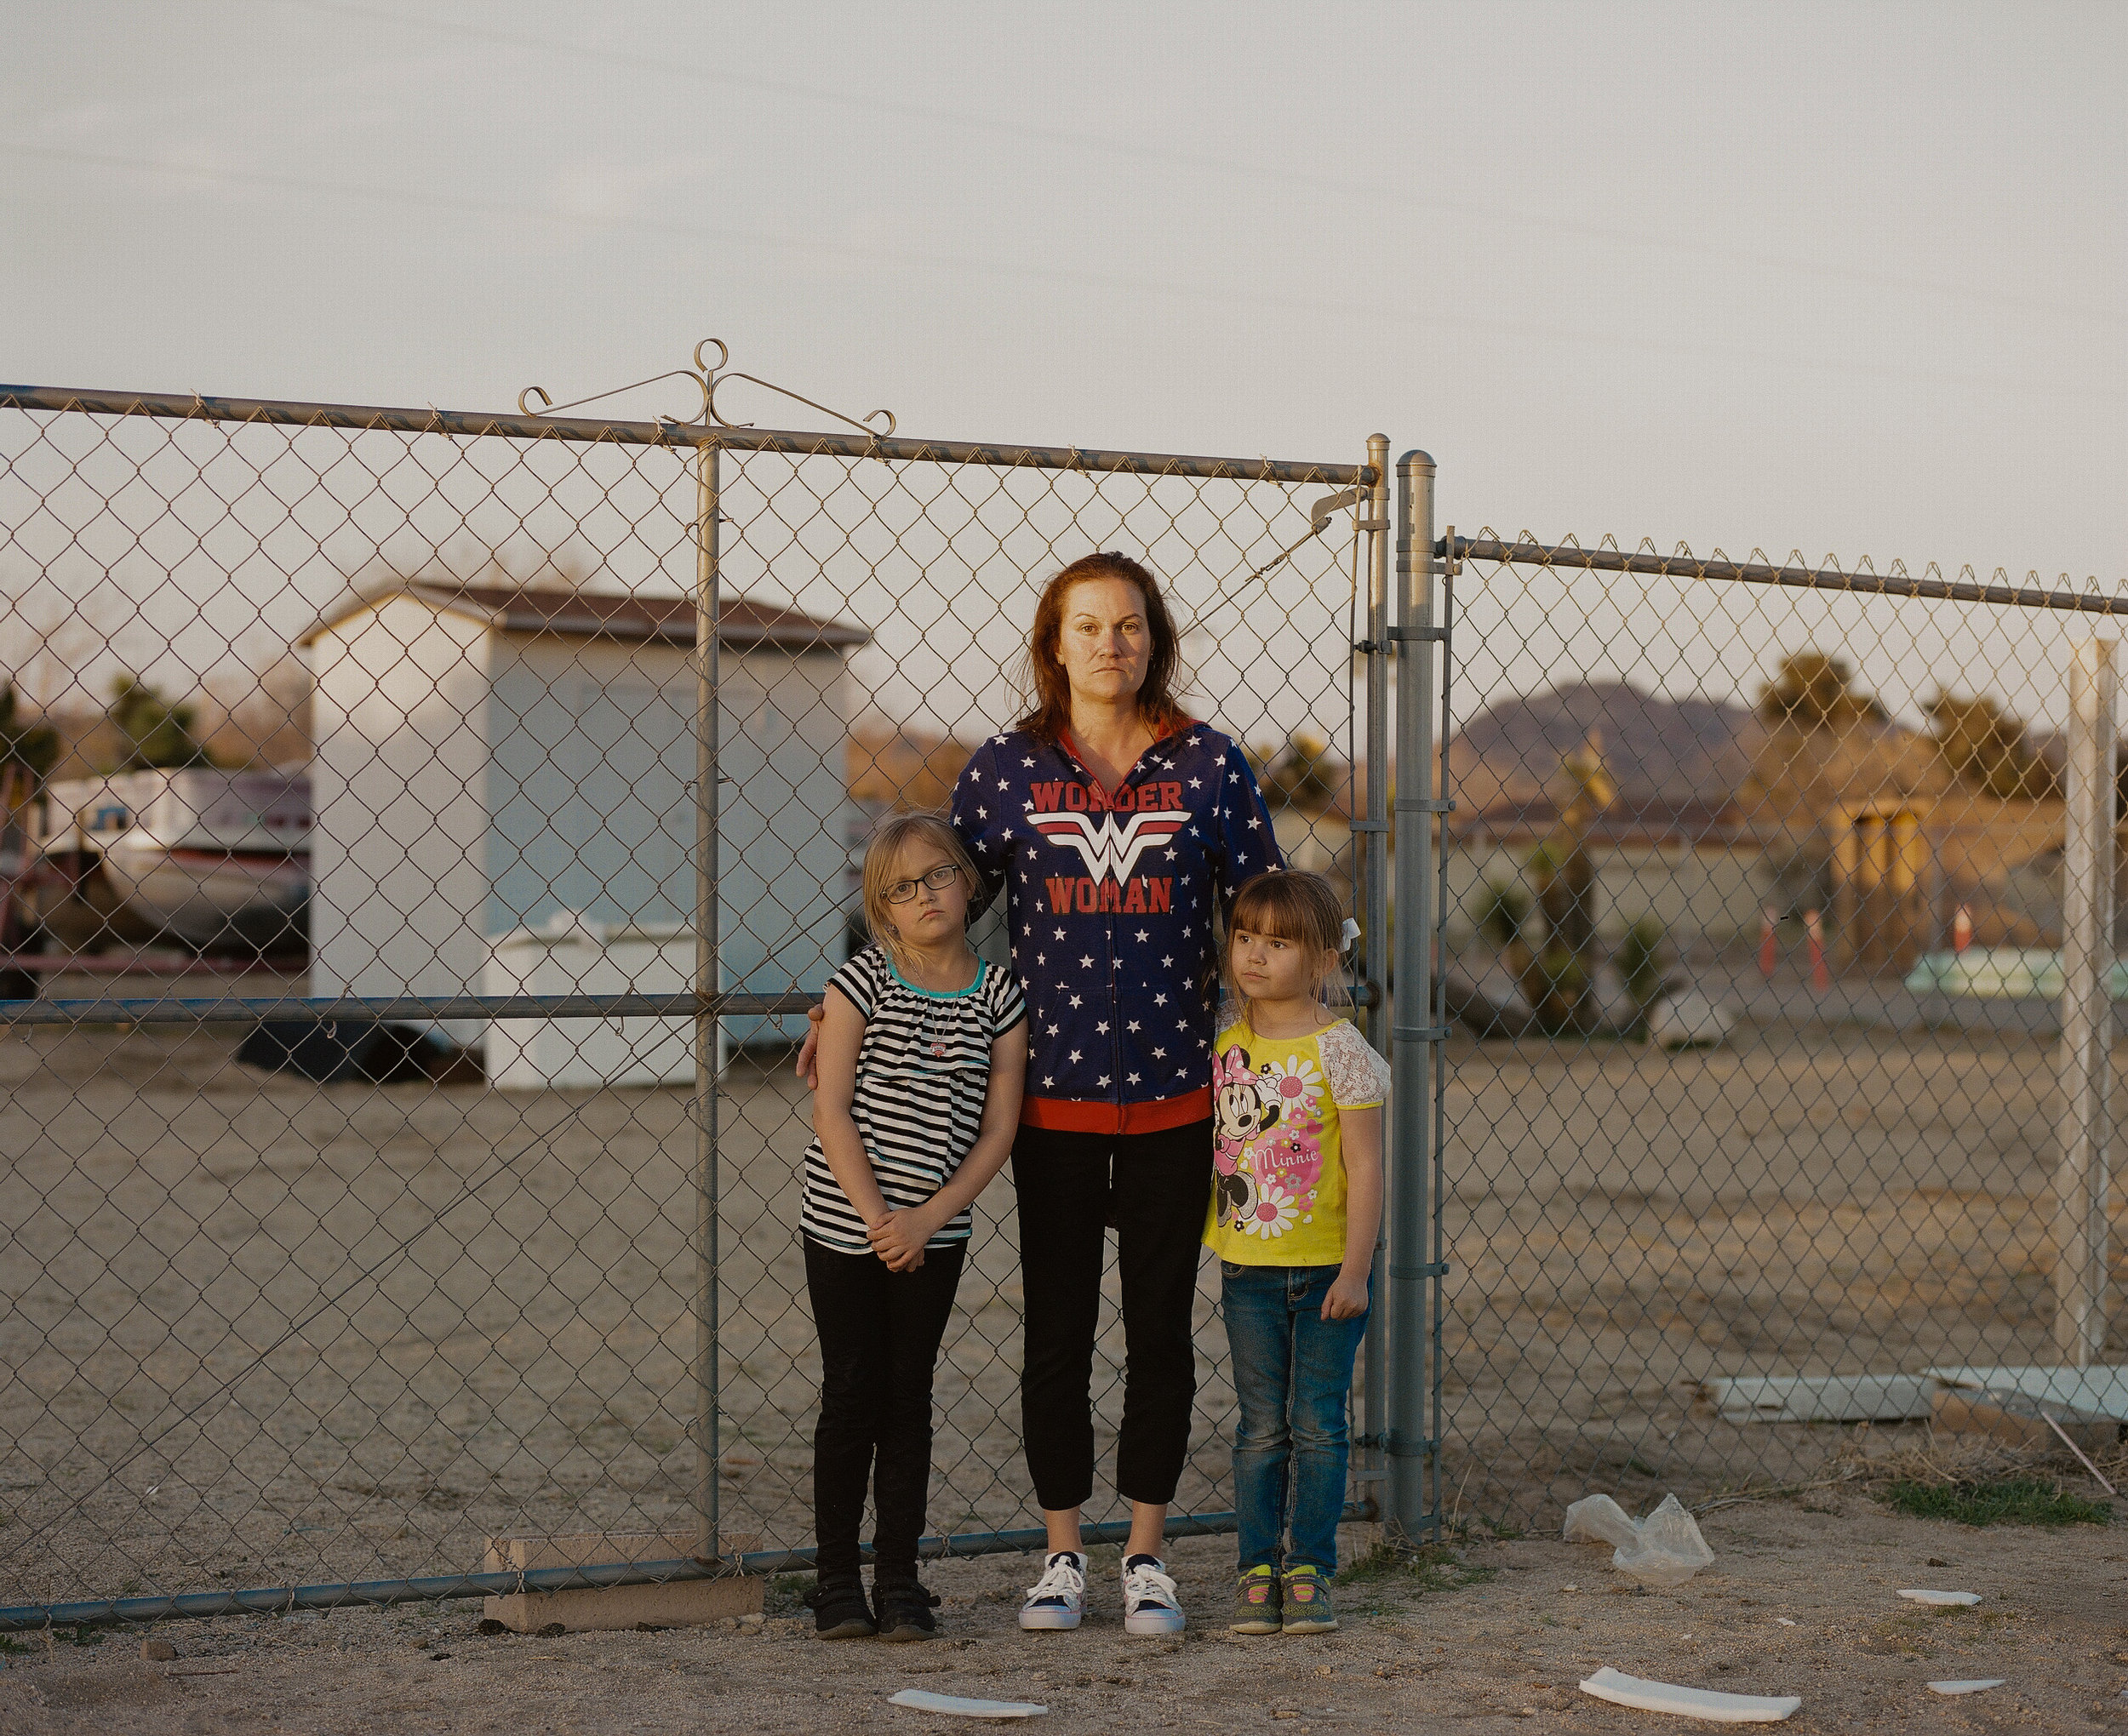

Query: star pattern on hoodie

[947,725,1281,1108]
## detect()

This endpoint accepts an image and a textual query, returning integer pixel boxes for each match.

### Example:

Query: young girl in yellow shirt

[1206,870,1388,1636]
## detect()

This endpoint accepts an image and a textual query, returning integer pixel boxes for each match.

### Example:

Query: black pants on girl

[804,1235,966,1581]
[1011,1118,1215,1511]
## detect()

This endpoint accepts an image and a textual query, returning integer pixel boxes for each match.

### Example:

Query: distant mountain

[1449,681,1765,816]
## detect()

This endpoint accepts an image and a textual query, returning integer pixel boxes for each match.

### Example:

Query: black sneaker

[805,1574,876,1640]
[872,1579,941,1642]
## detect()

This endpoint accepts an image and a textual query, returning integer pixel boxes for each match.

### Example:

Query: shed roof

[300,581,870,651]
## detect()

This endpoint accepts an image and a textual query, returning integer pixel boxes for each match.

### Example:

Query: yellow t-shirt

[1203,1015,1393,1267]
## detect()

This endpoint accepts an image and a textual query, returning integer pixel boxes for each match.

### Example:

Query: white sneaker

[1019,1550,1087,1630]
[1121,1553,1186,1636]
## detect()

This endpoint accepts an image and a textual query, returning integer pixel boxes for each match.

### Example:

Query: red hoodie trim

[1020,1087,1212,1134]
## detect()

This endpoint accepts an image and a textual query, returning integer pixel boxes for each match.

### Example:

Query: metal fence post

[2056,636,2115,1368]
[694,441,724,1556]
[1359,433,1391,1512]
[1387,450,1439,1546]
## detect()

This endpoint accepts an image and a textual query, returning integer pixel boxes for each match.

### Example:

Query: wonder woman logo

[1027,809,1190,883]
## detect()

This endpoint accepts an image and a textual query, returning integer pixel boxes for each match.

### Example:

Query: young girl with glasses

[800,814,1027,1641]
[1207,870,1387,1636]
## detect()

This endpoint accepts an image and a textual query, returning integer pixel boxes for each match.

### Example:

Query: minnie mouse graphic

[1212,1045,1280,1233]
[1213,1044,1328,1238]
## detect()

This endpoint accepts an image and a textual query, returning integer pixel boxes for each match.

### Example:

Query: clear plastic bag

[1562,1491,1714,1588]
[1561,1493,1641,1550]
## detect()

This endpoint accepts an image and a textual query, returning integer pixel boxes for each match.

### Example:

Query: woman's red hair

[1014,551,1190,745]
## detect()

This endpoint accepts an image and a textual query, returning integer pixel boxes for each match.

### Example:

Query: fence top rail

[0,384,1371,486]
[1448,532,2128,617]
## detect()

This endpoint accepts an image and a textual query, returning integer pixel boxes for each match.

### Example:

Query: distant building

[1445,682,1766,947]
[1446,677,2074,963]
[300,581,867,1070]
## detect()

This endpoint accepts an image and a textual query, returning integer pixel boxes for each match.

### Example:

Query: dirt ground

[4,1003,2119,1602]
[4,1491,2127,1734]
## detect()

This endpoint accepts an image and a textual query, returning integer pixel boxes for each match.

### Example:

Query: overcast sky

[4,1,2124,730]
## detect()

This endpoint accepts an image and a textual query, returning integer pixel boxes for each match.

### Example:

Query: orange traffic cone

[1951,905,1972,955]
[1805,909,1830,992]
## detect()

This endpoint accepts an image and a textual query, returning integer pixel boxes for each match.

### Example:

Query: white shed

[300,581,867,1076]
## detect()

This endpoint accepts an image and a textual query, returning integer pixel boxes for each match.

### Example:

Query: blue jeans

[1221,1261,1370,1574]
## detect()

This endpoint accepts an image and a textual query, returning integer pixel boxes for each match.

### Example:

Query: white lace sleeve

[1320,1020,1392,1108]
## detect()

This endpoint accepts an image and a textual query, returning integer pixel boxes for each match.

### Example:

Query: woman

[804,550,1280,1636]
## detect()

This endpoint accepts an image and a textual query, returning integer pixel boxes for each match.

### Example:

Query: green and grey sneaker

[1279,1565,1337,1634]
[1228,1564,1281,1634]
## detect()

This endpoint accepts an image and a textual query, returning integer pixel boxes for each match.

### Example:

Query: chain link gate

[1431,500,2128,1533]
[0,369,1412,1627]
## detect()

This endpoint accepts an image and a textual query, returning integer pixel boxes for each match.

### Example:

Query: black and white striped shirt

[800,946,1027,1255]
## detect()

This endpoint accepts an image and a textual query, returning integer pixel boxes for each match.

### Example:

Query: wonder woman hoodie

[950,722,1281,1134]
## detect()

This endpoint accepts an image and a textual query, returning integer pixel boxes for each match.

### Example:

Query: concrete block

[482,1528,764,1634]
[1931,1385,2122,1457]
[1703,1373,1935,1423]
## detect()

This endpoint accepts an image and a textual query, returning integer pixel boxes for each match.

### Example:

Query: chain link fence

[1434,524,2128,1531]
[14,372,2119,1621]
[0,378,1383,1624]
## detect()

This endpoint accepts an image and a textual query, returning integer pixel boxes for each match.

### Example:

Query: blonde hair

[861,813,980,968]
[1224,869,1348,1021]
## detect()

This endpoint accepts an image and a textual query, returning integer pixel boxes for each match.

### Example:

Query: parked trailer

[30,767,311,957]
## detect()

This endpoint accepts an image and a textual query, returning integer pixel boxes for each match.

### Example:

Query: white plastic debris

[1563,1492,1715,1589]
[1578,1668,1799,1723]
[1897,1589,1980,1607]
[889,1689,1048,1720]
[1928,1679,2005,1696]
[1649,991,1734,1050]
[1563,1493,1642,1550]
[1774,1618,1796,1627]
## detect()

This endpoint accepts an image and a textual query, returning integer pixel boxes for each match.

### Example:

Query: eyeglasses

[884,864,962,905]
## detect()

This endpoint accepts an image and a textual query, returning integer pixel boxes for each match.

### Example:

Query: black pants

[1013,1119,1214,1510]
[804,1235,966,1581]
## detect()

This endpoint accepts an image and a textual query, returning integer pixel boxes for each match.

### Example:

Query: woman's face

[1052,576,1152,707]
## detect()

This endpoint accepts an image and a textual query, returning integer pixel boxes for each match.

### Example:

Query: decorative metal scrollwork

[518,340,895,439]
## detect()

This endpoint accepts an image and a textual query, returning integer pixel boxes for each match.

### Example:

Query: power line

[275,0,2127,332]
[3,139,2119,403]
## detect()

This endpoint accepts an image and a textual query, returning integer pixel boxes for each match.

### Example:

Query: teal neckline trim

[888,955,987,1001]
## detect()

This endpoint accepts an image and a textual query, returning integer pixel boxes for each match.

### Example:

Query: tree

[107,673,212,770]
[0,683,59,784]
[1759,651,1887,729]
[1925,690,2056,800]
[1247,730,1344,811]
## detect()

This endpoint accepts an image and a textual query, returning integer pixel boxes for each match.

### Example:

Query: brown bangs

[1227,870,1344,953]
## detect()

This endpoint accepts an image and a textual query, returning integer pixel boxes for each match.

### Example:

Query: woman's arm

[811,988,903,1259]
[1210,740,1284,917]
[865,1025,1029,1268]
[1323,1104,1381,1320]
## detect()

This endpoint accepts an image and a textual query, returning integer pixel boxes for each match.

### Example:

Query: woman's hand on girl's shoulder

[796,1000,827,1089]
